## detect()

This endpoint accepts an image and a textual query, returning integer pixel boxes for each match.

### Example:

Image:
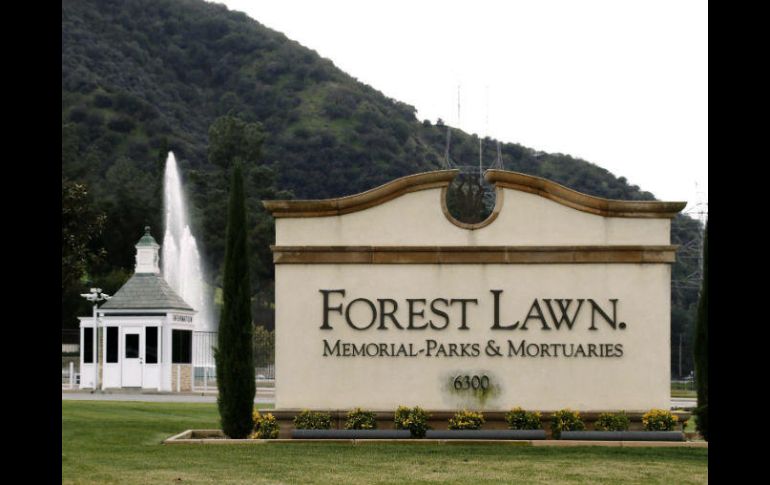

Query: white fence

[192,331,216,391]
[62,329,80,389]
[62,358,80,389]
[191,332,274,391]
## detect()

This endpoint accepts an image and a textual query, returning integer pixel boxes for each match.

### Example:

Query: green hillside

[62,0,703,376]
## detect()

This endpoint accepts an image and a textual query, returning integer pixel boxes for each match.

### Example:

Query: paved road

[62,389,275,404]
[63,390,696,410]
[671,398,697,409]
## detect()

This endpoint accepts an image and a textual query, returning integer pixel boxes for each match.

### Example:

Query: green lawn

[672,389,697,398]
[62,401,707,485]
[671,381,697,398]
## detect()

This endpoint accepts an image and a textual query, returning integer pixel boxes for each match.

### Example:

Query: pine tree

[215,162,255,438]
[693,219,708,441]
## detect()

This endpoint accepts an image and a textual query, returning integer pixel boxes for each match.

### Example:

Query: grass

[671,381,697,398]
[672,390,697,398]
[62,401,707,485]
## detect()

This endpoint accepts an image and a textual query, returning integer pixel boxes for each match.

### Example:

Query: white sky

[213,0,707,213]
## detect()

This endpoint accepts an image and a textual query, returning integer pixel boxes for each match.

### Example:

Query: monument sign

[264,170,685,412]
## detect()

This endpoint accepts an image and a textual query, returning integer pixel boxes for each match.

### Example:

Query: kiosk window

[172,330,192,363]
[146,327,158,364]
[83,328,93,363]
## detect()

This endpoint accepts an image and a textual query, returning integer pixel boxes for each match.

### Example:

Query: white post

[92,304,97,391]
[81,288,110,391]
[97,312,102,392]
[157,326,162,392]
[69,362,74,389]
[203,366,208,392]
[79,326,84,390]
[176,366,181,392]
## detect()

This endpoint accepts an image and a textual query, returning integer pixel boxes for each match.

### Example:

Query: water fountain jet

[162,152,216,332]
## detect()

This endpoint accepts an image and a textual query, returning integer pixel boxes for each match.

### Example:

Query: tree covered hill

[63,0,667,204]
[62,0,702,374]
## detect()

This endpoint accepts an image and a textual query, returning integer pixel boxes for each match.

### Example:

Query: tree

[215,162,255,438]
[98,157,161,271]
[253,325,274,368]
[62,178,108,329]
[693,219,708,441]
[203,115,292,305]
[62,179,106,296]
[208,115,265,169]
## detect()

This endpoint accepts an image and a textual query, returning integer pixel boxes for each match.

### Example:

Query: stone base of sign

[163,429,707,447]
[264,409,692,439]
[531,440,707,448]
[425,430,547,440]
[292,429,411,439]
[560,431,684,441]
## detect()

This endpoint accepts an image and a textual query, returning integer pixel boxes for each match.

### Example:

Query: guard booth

[79,228,196,392]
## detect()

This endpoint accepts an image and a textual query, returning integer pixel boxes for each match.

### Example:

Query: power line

[493,141,503,170]
[672,182,707,290]
[443,126,452,169]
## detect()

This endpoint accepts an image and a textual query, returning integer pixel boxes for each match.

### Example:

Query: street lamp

[80,288,111,391]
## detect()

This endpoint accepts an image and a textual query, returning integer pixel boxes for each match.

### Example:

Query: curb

[163,430,708,448]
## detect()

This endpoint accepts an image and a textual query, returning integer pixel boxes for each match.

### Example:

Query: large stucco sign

[264,170,685,412]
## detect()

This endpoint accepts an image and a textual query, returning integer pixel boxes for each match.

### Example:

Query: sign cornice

[263,170,458,218]
[263,169,686,220]
[484,170,686,219]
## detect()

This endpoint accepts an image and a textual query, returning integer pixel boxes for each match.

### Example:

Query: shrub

[293,410,332,430]
[594,412,630,431]
[107,116,136,133]
[642,409,679,431]
[345,408,377,430]
[93,93,113,108]
[250,410,279,439]
[505,407,542,430]
[551,409,585,438]
[448,410,485,430]
[394,406,431,438]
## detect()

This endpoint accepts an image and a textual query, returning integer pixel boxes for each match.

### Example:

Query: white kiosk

[79,227,196,392]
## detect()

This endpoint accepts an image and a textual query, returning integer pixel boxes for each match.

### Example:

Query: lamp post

[80,288,110,391]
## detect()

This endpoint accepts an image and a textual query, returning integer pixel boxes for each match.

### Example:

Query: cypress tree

[216,162,255,438]
[693,219,708,441]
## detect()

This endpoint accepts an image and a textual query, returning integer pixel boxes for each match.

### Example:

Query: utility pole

[80,288,111,391]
